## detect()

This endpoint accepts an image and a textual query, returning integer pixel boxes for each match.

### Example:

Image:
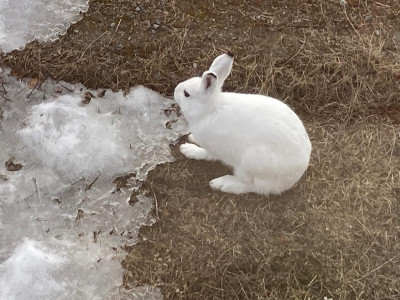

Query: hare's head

[174,53,234,117]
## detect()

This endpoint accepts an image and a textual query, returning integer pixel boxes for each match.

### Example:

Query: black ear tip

[225,51,234,58]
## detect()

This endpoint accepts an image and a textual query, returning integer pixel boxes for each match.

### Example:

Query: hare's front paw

[180,143,213,161]
[188,134,197,143]
[210,175,255,195]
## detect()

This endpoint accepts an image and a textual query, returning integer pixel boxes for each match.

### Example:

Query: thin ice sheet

[0,67,188,299]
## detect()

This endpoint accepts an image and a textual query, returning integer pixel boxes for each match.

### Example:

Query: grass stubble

[1,0,400,299]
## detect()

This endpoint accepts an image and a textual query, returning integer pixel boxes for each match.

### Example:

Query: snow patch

[0,238,127,300]
[0,68,188,299]
[0,0,89,53]
[0,239,67,299]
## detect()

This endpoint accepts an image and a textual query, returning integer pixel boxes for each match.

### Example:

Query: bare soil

[2,0,400,299]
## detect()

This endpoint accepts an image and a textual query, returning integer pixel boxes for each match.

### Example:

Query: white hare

[174,53,311,195]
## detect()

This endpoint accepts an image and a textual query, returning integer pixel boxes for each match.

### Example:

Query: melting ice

[0,1,184,298]
[0,67,187,299]
[0,0,89,53]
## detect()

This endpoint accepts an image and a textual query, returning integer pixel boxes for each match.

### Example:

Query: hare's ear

[201,71,218,95]
[208,52,234,88]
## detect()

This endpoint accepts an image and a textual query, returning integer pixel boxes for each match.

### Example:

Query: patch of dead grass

[123,121,400,299]
[2,1,399,123]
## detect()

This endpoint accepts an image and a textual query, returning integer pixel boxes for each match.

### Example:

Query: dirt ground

[2,0,400,299]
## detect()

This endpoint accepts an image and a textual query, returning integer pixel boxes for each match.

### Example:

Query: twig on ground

[60,84,74,92]
[79,31,108,60]
[348,254,399,284]
[108,18,122,46]
[0,78,11,101]
[26,80,40,99]
[32,177,40,201]
[86,173,101,190]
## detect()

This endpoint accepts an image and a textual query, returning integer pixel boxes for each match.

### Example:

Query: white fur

[174,53,311,195]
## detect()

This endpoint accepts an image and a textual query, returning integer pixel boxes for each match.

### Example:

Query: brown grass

[123,121,400,299]
[2,1,400,124]
[1,0,400,299]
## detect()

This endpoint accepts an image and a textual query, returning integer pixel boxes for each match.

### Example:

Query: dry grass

[1,0,400,299]
[238,32,400,123]
[123,121,400,299]
[2,1,399,125]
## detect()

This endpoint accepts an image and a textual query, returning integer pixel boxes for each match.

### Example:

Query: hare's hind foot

[180,143,213,161]
[209,175,256,195]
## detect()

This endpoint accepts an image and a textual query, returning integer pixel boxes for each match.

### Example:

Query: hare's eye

[184,90,190,98]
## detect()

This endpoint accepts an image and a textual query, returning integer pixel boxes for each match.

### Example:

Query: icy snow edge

[0,67,188,299]
[0,0,89,53]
